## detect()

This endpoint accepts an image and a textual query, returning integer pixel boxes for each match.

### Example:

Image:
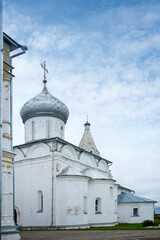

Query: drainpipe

[10,45,28,150]
[51,140,57,226]
[11,45,27,222]
[51,147,54,226]
[0,1,3,239]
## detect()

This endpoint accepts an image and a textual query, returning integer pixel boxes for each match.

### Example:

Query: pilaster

[1,37,21,240]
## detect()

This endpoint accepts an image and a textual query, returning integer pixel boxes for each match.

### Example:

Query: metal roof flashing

[3,32,21,51]
[3,32,28,57]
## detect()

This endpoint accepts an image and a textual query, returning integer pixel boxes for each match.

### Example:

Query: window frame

[133,207,138,216]
[37,190,43,213]
[83,196,88,214]
[95,197,102,214]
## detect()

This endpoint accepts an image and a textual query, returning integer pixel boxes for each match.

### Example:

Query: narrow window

[133,208,138,216]
[32,121,34,141]
[37,190,43,213]
[47,120,50,138]
[83,196,88,214]
[61,126,63,138]
[95,198,101,214]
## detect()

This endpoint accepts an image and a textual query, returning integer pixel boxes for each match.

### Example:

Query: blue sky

[3,0,160,205]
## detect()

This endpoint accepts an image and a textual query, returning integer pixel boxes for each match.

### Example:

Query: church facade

[14,73,156,228]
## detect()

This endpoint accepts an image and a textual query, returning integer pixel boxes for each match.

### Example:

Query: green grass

[88,223,160,230]
[20,223,160,231]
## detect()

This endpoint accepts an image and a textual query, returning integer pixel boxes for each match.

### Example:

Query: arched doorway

[14,206,20,225]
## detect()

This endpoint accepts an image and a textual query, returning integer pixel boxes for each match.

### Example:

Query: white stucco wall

[57,176,89,227]
[88,180,117,226]
[118,202,154,223]
[14,144,53,227]
[25,116,65,142]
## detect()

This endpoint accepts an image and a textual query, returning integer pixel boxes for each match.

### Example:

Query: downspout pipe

[0,1,3,239]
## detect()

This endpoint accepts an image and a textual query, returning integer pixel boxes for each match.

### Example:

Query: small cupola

[20,61,69,143]
[79,118,100,156]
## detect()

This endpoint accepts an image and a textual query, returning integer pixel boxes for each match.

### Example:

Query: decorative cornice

[3,133,12,140]
[2,161,13,168]
[3,60,14,72]
[3,149,16,159]
[2,150,15,168]
[3,69,14,80]
[3,120,11,126]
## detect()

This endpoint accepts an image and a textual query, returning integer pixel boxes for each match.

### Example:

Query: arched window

[47,120,50,138]
[110,186,113,200]
[37,190,43,213]
[83,196,88,214]
[95,198,101,214]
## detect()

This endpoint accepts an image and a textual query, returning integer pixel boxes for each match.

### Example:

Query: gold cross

[41,61,48,84]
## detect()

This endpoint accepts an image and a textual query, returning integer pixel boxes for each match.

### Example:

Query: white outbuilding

[14,75,156,228]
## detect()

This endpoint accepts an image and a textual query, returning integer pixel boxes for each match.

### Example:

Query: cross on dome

[41,61,48,85]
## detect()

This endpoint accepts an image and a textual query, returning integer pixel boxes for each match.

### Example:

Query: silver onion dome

[20,86,69,124]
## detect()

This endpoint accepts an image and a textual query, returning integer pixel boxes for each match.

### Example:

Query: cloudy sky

[3,0,160,205]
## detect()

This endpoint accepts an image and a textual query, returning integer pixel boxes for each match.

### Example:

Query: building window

[83,196,88,214]
[95,198,101,214]
[47,120,50,138]
[61,126,63,138]
[133,208,138,216]
[37,190,43,213]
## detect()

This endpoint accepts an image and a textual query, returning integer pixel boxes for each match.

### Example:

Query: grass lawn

[88,223,160,230]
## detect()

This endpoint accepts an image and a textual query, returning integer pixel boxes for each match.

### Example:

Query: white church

[13,64,156,228]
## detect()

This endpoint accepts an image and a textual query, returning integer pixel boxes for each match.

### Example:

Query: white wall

[14,144,53,227]
[88,180,117,226]
[57,176,89,227]
[25,116,65,142]
[118,203,154,223]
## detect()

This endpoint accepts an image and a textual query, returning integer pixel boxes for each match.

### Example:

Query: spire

[41,61,48,89]
[86,114,88,122]
[79,120,100,156]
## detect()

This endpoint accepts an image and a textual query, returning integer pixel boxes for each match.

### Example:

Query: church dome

[20,86,69,124]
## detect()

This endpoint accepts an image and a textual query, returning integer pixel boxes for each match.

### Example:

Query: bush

[142,220,154,226]
[154,219,160,226]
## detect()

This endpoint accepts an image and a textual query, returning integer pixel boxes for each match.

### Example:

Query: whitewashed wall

[57,176,89,227]
[118,203,154,223]
[88,180,117,226]
[14,143,53,226]
[25,116,65,142]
